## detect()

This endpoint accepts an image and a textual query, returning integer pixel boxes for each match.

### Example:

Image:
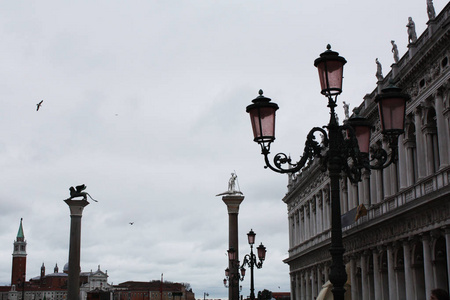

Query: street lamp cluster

[245,45,410,300]
[224,230,267,300]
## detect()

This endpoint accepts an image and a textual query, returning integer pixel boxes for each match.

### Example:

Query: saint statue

[375,58,384,81]
[216,172,242,196]
[391,40,399,63]
[407,17,418,44]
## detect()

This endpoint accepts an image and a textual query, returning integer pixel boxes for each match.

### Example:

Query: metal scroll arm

[260,127,329,174]
[369,134,399,170]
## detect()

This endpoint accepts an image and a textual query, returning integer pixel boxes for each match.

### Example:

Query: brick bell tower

[11,218,27,286]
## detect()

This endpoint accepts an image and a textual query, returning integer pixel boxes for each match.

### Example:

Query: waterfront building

[0,220,193,300]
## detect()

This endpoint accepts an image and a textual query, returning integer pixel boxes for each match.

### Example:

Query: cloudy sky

[0,0,446,299]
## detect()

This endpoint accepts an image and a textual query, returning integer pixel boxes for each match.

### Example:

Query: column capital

[64,199,89,216]
[222,195,244,214]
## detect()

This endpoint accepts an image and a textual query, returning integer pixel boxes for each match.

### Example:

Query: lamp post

[246,45,410,300]
[240,229,266,300]
[17,273,25,300]
[223,247,245,296]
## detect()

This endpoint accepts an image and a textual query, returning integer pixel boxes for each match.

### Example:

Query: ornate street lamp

[224,247,246,289]
[246,45,409,300]
[239,229,266,300]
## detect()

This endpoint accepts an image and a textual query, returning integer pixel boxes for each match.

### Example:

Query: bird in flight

[36,100,43,111]
[129,222,134,225]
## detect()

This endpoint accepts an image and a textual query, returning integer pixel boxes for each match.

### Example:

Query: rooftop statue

[216,172,243,196]
[375,58,384,81]
[66,184,98,202]
[407,17,418,44]
[391,40,399,63]
[343,101,350,120]
[427,0,436,20]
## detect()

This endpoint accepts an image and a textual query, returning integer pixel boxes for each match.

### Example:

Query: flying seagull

[36,100,43,111]
[129,222,134,225]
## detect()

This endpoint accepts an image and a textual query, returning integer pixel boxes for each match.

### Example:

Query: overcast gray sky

[0,1,446,299]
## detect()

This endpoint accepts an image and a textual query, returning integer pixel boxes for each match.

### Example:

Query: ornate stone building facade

[283,3,450,300]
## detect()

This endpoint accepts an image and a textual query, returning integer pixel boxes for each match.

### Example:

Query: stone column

[316,195,322,234]
[317,266,323,294]
[311,268,317,299]
[323,264,329,283]
[387,245,397,300]
[289,216,295,248]
[370,171,377,205]
[372,249,381,300]
[414,107,427,179]
[293,214,298,247]
[350,257,358,300]
[294,273,300,300]
[423,126,437,175]
[222,194,244,300]
[342,178,348,213]
[405,141,416,187]
[435,92,449,168]
[311,200,316,238]
[305,205,310,240]
[444,228,450,294]
[319,194,325,234]
[300,272,306,300]
[357,181,364,208]
[403,240,415,300]
[65,199,89,300]
[323,187,330,230]
[422,234,434,300]
[375,169,384,203]
[305,269,311,300]
[398,135,408,190]
[300,208,305,243]
[362,170,370,206]
[382,140,392,197]
[361,252,369,300]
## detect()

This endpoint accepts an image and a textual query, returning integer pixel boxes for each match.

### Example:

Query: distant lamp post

[17,273,25,300]
[203,292,209,300]
[240,229,266,300]
[223,247,246,290]
[246,45,409,300]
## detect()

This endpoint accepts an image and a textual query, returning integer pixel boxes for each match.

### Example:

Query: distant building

[271,292,290,300]
[284,2,450,300]
[112,281,195,300]
[0,220,194,300]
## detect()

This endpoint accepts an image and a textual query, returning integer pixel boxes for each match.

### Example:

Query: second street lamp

[240,229,266,300]
[246,45,410,300]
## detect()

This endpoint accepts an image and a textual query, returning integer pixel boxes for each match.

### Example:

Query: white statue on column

[216,172,243,196]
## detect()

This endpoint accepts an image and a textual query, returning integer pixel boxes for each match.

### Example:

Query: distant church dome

[63,263,69,273]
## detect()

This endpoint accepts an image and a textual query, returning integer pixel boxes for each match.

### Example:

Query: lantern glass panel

[354,125,371,153]
[249,106,276,143]
[247,230,256,245]
[228,248,236,261]
[378,97,406,132]
[257,244,266,260]
[317,60,344,95]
